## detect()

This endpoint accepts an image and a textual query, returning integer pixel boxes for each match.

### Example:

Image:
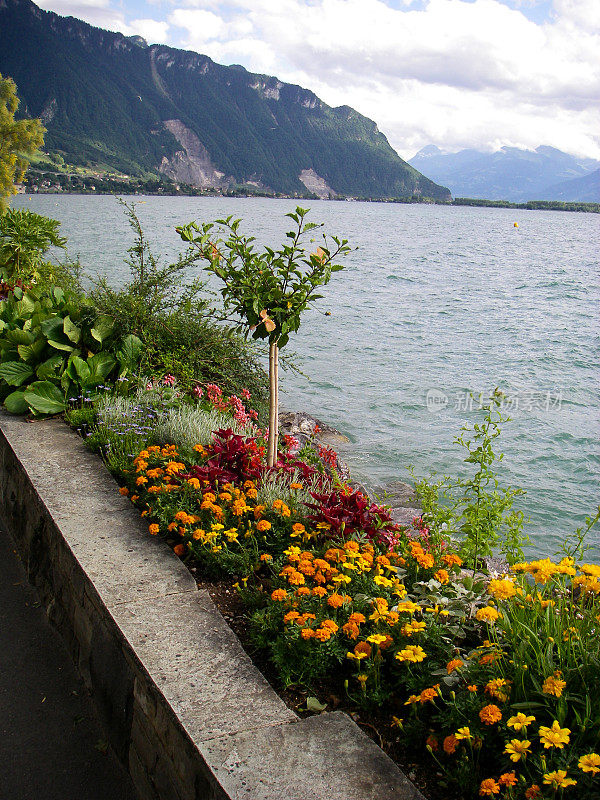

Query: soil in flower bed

[201,574,453,800]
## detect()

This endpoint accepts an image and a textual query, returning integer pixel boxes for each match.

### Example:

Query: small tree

[177,207,351,466]
[0,73,45,214]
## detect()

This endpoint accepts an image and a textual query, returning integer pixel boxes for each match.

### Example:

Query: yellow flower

[395,645,427,663]
[485,678,511,702]
[578,753,600,775]
[476,606,501,623]
[542,671,566,698]
[455,727,472,741]
[504,739,531,762]
[539,720,570,749]
[543,770,576,789]
[487,578,517,600]
[507,712,535,731]
[367,634,388,646]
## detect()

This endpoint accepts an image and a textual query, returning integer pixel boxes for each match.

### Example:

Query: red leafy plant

[307,486,403,547]
[182,428,264,485]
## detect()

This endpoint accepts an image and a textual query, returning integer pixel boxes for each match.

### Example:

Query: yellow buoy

[514,222,519,228]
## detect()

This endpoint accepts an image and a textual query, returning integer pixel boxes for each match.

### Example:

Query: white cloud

[129,18,171,43]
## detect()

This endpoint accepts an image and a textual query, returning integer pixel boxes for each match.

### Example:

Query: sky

[34,0,600,161]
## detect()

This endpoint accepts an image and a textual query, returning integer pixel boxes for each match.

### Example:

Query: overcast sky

[35,0,600,160]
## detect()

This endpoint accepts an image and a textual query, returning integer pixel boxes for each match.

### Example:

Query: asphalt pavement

[0,520,138,800]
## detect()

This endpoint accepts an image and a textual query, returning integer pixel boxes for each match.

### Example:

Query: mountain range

[408,145,600,203]
[0,0,450,201]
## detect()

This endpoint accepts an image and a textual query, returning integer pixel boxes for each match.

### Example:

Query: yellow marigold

[367,634,388,646]
[504,739,531,762]
[455,727,471,740]
[478,778,500,796]
[487,578,517,600]
[476,606,501,623]
[542,671,566,698]
[479,704,502,725]
[446,658,463,674]
[543,770,576,789]
[539,720,570,749]
[578,753,600,775]
[148,523,159,535]
[256,519,271,532]
[395,645,427,663]
[396,601,420,614]
[271,589,287,601]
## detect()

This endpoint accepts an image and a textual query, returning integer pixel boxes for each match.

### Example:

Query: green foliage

[0,72,45,213]
[412,390,528,566]
[0,208,66,282]
[178,206,351,349]
[90,200,269,412]
[0,283,141,416]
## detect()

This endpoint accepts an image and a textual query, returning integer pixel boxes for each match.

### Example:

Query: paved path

[0,520,137,800]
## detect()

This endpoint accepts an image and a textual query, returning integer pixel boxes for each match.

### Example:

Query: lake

[13,194,600,558]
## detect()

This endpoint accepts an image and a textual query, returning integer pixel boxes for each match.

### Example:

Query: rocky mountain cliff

[0,0,450,200]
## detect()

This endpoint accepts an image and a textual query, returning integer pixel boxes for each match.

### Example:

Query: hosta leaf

[0,361,34,386]
[23,381,66,415]
[87,352,116,384]
[63,315,81,344]
[36,354,63,379]
[4,390,28,414]
[5,329,34,345]
[90,315,114,343]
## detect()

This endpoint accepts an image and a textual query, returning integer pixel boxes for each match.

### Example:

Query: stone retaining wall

[0,412,424,800]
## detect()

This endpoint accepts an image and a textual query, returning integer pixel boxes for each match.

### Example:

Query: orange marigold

[479,704,502,725]
[443,734,458,755]
[479,778,500,796]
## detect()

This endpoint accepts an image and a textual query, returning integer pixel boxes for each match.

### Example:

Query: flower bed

[75,380,600,800]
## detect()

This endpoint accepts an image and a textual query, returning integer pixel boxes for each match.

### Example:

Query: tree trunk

[267,340,279,467]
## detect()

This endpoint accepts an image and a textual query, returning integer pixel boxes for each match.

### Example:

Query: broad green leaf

[4,390,28,414]
[63,315,81,344]
[36,354,63,379]
[70,355,91,384]
[116,334,143,369]
[23,381,66,415]
[87,352,116,385]
[0,361,34,386]
[5,329,34,345]
[17,339,46,363]
[15,294,36,317]
[47,339,74,352]
[40,316,65,340]
[90,315,115,344]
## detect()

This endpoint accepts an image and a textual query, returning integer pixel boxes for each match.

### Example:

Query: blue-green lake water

[14,195,600,558]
